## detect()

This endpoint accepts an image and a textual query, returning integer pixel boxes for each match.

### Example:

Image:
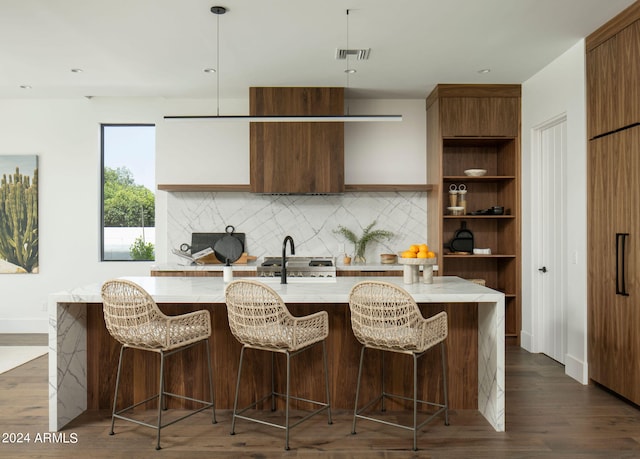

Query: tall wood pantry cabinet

[587,1,640,404]
[426,84,522,344]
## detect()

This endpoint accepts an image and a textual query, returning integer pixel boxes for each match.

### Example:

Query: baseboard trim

[564,352,588,385]
[0,319,48,334]
[520,330,533,352]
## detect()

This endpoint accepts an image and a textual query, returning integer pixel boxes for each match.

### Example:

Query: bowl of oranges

[399,244,436,264]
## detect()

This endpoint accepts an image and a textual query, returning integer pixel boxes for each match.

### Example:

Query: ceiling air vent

[335,48,371,60]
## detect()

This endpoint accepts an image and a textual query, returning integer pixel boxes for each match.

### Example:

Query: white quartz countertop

[51,276,503,305]
[150,262,405,272]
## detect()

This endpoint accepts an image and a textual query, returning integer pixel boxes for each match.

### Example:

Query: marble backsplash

[167,192,427,263]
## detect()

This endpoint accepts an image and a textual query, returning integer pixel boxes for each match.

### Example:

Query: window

[101,124,156,261]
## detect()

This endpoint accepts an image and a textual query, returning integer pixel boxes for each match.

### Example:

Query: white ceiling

[0,0,635,100]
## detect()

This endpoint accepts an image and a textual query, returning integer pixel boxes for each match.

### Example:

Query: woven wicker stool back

[348,280,447,353]
[224,279,328,351]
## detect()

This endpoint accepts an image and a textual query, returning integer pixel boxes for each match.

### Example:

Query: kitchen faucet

[281,235,295,284]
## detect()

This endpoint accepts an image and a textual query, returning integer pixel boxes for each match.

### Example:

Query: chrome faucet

[281,235,295,284]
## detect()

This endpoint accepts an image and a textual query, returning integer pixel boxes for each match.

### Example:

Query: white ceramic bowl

[447,206,464,216]
[464,169,487,176]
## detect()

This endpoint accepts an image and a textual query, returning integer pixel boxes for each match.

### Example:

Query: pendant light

[164,6,402,122]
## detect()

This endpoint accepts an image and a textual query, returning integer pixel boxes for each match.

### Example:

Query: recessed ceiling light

[203,68,216,73]
[344,69,357,74]
[478,68,491,74]
[70,68,83,73]
[19,85,32,89]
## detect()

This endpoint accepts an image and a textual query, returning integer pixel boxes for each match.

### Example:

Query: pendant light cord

[346,9,350,115]
[216,11,220,117]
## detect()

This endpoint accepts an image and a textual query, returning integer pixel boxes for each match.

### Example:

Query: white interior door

[533,115,567,364]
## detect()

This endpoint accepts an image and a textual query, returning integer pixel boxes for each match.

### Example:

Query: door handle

[538,266,547,273]
[616,233,630,296]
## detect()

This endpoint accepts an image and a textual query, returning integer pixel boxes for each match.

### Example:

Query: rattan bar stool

[224,279,332,450]
[101,279,216,450]
[348,280,449,451]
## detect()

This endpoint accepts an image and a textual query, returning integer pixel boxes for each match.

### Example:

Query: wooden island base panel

[48,276,504,432]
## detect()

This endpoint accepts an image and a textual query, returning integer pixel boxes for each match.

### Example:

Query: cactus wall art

[0,155,38,274]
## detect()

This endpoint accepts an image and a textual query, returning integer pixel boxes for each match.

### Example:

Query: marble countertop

[150,262,407,272]
[50,276,502,305]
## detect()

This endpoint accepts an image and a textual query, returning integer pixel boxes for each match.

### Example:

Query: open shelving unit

[427,85,521,343]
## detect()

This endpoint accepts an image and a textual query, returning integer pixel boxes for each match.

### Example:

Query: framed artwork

[0,155,38,273]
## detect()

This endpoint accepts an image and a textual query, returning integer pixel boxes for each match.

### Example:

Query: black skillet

[213,225,244,263]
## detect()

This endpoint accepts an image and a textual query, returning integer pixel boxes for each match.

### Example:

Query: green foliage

[333,220,393,261]
[129,236,155,261]
[103,166,155,227]
[0,167,38,272]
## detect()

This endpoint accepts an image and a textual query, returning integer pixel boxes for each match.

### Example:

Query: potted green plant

[334,220,393,264]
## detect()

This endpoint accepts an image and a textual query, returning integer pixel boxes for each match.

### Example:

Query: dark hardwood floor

[1,344,640,458]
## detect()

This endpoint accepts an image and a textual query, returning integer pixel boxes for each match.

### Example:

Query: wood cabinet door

[440,97,519,137]
[587,20,640,139]
[587,37,620,139]
[249,87,344,194]
[588,126,640,403]
[250,122,344,194]
[619,20,640,131]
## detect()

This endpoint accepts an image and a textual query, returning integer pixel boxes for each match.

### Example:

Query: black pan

[213,225,244,263]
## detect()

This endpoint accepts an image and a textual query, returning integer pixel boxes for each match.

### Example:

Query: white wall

[521,40,588,384]
[0,97,426,332]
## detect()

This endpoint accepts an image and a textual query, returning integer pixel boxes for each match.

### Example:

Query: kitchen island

[48,276,504,432]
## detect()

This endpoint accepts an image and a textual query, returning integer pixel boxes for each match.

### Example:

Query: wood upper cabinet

[427,84,520,138]
[250,87,344,194]
[587,17,640,139]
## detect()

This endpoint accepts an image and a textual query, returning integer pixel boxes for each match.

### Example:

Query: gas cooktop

[257,256,336,278]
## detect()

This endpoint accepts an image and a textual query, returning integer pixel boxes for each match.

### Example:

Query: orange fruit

[402,250,417,258]
[409,244,420,253]
[427,251,436,258]
[419,244,429,252]
[416,252,428,258]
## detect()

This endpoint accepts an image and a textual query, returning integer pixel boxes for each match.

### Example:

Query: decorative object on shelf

[469,206,505,215]
[0,155,38,274]
[334,221,393,264]
[448,183,458,207]
[457,185,467,214]
[463,169,487,176]
[448,184,467,214]
[473,248,492,255]
[445,221,474,254]
[380,253,397,264]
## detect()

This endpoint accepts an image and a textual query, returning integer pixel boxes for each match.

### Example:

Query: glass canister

[458,184,467,215]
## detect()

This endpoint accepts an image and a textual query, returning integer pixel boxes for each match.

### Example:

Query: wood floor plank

[1,346,640,457]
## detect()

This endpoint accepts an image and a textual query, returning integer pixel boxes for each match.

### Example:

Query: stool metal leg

[322,341,333,425]
[205,339,217,424]
[109,345,126,435]
[381,351,386,412]
[231,346,246,435]
[441,342,449,426]
[413,352,418,451]
[352,345,366,434]
[156,351,165,450]
[284,351,291,451]
[271,352,276,411]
